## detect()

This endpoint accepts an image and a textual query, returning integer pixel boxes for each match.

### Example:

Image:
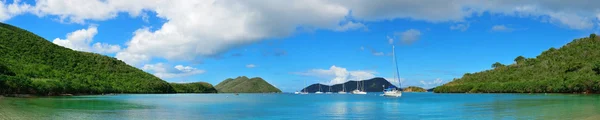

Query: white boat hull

[315,91,323,94]
[352,90,367,94]
[383,91,402,97]
[338,91,347,94]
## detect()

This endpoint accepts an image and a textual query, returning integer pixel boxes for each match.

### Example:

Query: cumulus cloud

[0,0,31,21]
[3,0,600,65]
[246,64,256,68]
[114,1,349,65]
[491,25,513,32]
[294,65,376,84]
[395,29,421,44]
[142,63,205,79]
[450,23,470,31]
[30,0,153,24]
[52,25,121,54]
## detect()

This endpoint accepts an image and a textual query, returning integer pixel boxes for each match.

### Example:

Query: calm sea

[1,92,599,120]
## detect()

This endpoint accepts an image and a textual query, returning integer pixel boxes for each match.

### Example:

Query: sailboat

[338,83,347,94]
[300,79,308,94]
[352,80,367,94]
[325,85,333,94]
[315,84,323,94]
[383,45,402,97]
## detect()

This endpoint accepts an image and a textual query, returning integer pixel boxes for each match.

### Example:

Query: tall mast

[392,45,401,88]
[318,84,321,91]
[303,79,306,92]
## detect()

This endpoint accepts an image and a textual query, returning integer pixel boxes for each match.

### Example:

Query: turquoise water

[1,93,600,120]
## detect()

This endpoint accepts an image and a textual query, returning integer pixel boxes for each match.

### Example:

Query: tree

[492,62,505,68]
[514,56,526,63]
[590,33,597,39]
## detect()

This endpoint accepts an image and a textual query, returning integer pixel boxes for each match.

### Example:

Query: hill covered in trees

[403,86,427,92]
[435,34,600,93]
[170,82,217,93]
[0,22,217,95]
[215,76,281,93]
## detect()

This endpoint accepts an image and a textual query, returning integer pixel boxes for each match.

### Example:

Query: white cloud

[420,78,444,88]
[384,77,406,87]
[142,63,205,79]
[491,25,513,32]
[246,64,256,68]
[115,0,350,65]
[3,0,600,65]
[92,43,121,53]
[0,0,31,21]
[52,25,121,54]
[334,21,366,31]
[360,46,365,50]
[30,0,153,24]
[294,65,376,84]
[395,29,421,44]
[450,23,469,31]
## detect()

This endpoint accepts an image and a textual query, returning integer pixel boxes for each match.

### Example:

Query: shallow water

[1,93,600,120]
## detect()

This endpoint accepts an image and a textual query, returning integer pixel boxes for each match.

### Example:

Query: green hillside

[215,76,281,93]
[0,23,176,95]
[435,34,600,93]
[403,86,427,92]
[170,82,217,93]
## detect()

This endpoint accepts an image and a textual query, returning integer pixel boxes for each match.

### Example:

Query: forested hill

[0,23,175,95]
[435,34,600,93]
[215,76,281,93]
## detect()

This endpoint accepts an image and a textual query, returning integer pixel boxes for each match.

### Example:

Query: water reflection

[2,93,600,119]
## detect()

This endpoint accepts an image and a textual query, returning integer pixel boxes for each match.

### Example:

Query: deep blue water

[1,92,600,119]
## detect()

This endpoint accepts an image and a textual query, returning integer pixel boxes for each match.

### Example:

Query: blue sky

[1,0,600,92]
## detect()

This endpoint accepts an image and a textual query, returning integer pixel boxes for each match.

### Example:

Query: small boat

[383,45,402,97]
[294,91,300,94]
[300,79,309,94]
[338,83,347,94]
[352,80,367,94]
[352,89,367,94]
[325,86,333,94]
[315,84,323,94]
[383,88,402,97]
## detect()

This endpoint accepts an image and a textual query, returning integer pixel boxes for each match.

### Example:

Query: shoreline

[0,92,284,98]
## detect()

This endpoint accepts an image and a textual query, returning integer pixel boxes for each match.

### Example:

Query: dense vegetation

[170,82,217,93]
[403,86,426,92]
[302,77,396,92]
[0,23,179,95]
[215,76,281,93]
[435,34,600,93]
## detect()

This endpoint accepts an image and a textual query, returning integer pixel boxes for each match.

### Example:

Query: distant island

[215,76,281,93]
[0,23,221,96]
[301,77,397,92]
[435,34,600,93]
[403,86,426,92]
